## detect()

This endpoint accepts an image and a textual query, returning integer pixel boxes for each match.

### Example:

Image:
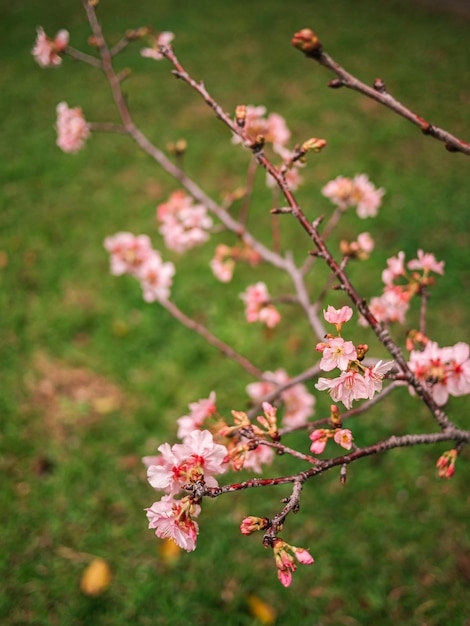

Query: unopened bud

[291,28,323,57]
[356,344,369,360]
[235,105,247,128]
[240,516,270,535]
[301,137,327,153]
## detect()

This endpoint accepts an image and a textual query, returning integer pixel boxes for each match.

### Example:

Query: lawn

[1,0,470,624]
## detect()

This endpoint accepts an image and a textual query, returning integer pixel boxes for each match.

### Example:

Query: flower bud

[291,29,322,57]
[240,516,269,535]
[301,138,327,153]
[436,449,457,479]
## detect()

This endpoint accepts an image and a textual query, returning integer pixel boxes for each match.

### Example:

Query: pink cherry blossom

[242,442,275,473]
[333,428,353,450]
[363,360,395,395]
[318,337,357,372]
[407,249,445,275]
[210,244,235,282]
[146,495,200,551]
[309,429,330,455]
[32,27,69,68]
[137,251,175,302]
[240,282,281,328]
[231,105,291,155]
[323,305,353,326]
[55,102,90,153]
[141,31,175,60]
[147,430,228,496]
[316,370,370,409]
[357,232,375,255]
[156,190,212,253]
[176,391,217,439]
[352,174,385,218]
[246,369,315,428]
[382,251,406,286]
[322,174,384,217]
[408,340,470,406]
[104,232,154,276]
[366,287,411,325]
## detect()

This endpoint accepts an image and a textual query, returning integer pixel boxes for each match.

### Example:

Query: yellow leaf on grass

[247,594,277,624]
[80,558,112,596]
[159,538,181,563]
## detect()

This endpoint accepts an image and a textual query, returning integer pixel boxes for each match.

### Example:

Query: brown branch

[159,298,265,380]
[291,28,470,156]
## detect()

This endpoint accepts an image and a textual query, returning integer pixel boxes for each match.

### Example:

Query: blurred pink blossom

[156,190,212,253]
[240,282,281,328]
[176,391,217,439]
[56,102,90,153]
[32,27,69,67]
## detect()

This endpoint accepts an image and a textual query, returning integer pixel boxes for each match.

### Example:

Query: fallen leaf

[80,558,112,596]
[247,593,277,624]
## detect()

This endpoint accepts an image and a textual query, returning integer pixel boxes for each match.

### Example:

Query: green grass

[2,0,470,624]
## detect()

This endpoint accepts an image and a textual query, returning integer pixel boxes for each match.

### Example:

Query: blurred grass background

[1,0,470,624]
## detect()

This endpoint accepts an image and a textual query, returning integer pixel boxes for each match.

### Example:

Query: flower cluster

[309,427,353,454]
[315,306,394,409]
[210,243,261,283]
[272,538,314,588]
[144,430,228,551]
[339,231,375,260]
[104,232,175,301]
[408,340,470,406]
[366,250,445,325]
[322,174,385,218]
[240,282,281,328]
[156,190,213,253]
[174,393,275,474]
[32,26,69,68]
[246,368,316,428]
[56,102,90,153]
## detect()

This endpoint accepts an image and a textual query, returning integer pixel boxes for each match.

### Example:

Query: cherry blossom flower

[147,430,228,496]
[231,105,291,156]
[322,174,384,217]
[316,370,370,409]
[146,494,200,551]
[382,251,406,286]
[407,249,445,276]
[242,442,275,473]
[137,251,175,302]
[365,287,411,326]
[104,232,154,276]
[317,337,357,372]
[156,190,212,253]
[32,27,69,68]
[333,428,353,450]
[240,282,281,328]
[141,31,175,60]
[309,429,330,455]
[246,369,315,428]
[353,174,385,218]
[323,305,353,327]
[55,102,90,153]
[176,391,217,439]
[210,244,235,282]
[341,232,375,260]
[363,360,395,396]
[408,340,470,406]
